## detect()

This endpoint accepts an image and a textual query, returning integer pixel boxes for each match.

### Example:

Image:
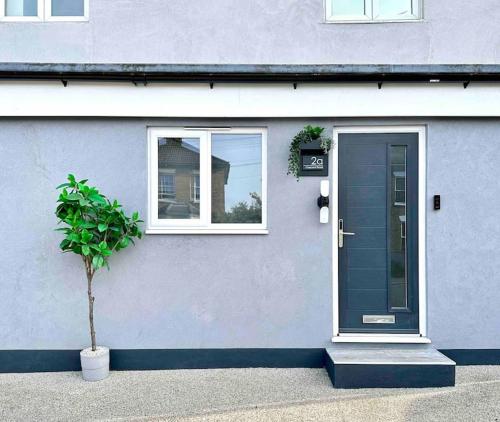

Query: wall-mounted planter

[287,126,332,180]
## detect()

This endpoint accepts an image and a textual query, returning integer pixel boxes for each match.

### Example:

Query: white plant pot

[80,346,110,382]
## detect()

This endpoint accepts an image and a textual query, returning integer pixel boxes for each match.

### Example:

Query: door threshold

[332,334,431,344]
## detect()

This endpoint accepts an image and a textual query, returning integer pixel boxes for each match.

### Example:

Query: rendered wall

[0,0,499,64]
[0,118,499,350]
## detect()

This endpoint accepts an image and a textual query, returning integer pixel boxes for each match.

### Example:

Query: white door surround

[331,126,429,344]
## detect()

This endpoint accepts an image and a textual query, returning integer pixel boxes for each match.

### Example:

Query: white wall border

[331,125,428,343]
[1,81,500,117]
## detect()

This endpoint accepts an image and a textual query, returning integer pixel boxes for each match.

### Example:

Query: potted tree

[55,174,142,381]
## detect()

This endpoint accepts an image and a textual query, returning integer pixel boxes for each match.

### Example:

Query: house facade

[1,0,500,386]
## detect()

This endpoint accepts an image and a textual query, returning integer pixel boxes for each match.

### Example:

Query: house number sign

[302,155,325,171]
[299,153,329,176]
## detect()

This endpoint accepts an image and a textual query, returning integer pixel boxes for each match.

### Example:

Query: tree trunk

[86,261,97,352]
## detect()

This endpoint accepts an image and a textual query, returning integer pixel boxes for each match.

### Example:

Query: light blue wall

[0,118,499,350]
[1,0,500,64]
[426,119,500,349]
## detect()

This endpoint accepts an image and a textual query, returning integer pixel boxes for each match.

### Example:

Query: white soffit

[1,81,500,117]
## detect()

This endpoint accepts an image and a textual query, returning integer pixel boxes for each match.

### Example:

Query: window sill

[323,18,424,24]
[0,18,89,22]
[0,17,43,22]
[146,228,269,235]
[45,17,89,22]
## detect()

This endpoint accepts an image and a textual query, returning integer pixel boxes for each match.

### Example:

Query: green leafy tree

[55,174,142,351]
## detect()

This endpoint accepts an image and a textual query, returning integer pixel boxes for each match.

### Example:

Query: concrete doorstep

[326,344,456,388]
[0,366,499,422]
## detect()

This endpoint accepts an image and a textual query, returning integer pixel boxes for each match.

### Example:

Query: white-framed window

[147,127,268,234]
[0,0,88,22]
[325,0,421,22]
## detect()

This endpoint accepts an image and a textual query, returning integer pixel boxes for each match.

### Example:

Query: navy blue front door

[338,133,419,333]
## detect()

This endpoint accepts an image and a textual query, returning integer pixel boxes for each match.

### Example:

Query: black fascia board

[0,63,499,84]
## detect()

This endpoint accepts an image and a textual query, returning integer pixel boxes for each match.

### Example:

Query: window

[389,146,408,310]
[148,128,267,234]
[326,0,421,22]
[0,0,88,21]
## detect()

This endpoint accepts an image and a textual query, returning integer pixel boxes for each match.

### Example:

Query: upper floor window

[0,0,88,21]
[326,0,421,22]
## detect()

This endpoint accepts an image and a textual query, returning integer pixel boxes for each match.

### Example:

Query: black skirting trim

[0,348,498,373]
[0,349,325,373]
[440,349,500,366]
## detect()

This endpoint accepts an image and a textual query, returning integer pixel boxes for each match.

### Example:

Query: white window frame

[147,127,268,235]
[325,0,422,23]
[0,0,43,21]
[0,0,88,22]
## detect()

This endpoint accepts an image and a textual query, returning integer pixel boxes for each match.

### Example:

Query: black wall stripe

[0,349,325,373]
[440,349,500,366]
[0,349,498,373]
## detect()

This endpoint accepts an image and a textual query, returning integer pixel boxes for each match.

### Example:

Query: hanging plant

[287,125,332,180]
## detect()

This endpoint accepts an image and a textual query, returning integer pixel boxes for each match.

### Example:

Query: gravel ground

[0,366,499,421]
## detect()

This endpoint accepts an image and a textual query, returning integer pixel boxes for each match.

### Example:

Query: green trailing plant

[287,125,332,180]
[55,174,142,351]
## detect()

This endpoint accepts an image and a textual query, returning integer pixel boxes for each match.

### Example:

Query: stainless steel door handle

[338,219,356,248]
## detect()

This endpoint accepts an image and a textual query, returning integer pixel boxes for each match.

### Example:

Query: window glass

[211,134,262,224]
[51,0,84,16]
[330,0,365,16]
[389,146,408,310]
[5,0,37,16]
[157,137,200,220]
[374,0,417,19]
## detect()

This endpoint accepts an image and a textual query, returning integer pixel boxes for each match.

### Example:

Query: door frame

[331,125,429,344]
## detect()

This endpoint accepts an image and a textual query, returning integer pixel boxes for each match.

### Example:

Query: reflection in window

[394,173,406,206]
[331,0,365,17]
[375,0,416,20]
[211,134,262,224]
[159,173,176,200]
[51,0,84,16]
[157,137,200,220]
[191,173,200,203]
[389,146,408,310]
[5,0,38,16]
